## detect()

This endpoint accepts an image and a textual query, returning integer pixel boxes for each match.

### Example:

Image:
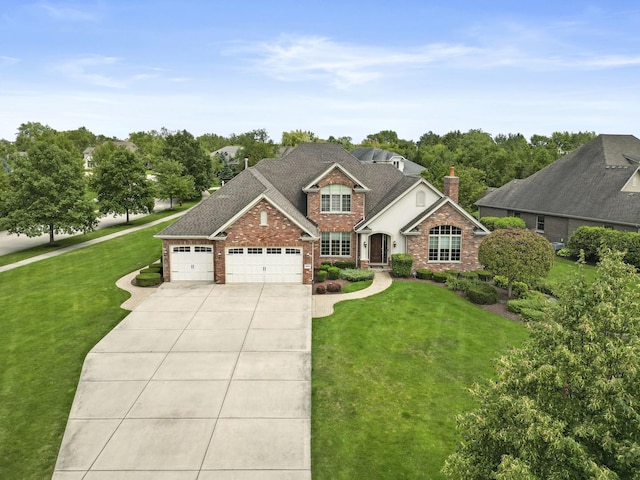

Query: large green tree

[281,129,318,146]
[162,130,212,196]
[91,146,155,223]
[4,142,97,243]
[478,228,554,297]
[154,159,194,208]
[443,250,640,479]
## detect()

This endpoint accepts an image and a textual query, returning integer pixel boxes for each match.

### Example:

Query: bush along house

[155,143,490,284]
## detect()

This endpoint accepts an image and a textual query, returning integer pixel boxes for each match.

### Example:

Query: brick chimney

[443,166,459,203]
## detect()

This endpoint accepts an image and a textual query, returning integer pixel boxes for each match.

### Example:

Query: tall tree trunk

[126,208,130,224]
[49,224,54,244]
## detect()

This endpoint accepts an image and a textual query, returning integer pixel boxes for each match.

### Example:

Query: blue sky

[1,1,639,143]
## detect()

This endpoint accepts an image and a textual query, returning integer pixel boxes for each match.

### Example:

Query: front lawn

[0,222,169,479]
[312,282,528,479]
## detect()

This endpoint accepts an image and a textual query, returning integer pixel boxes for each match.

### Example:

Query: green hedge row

[391,253,413,277]
[567,226,640,267]
[480,216,526,231]
[136,272,161,287]
[339,269,375,282]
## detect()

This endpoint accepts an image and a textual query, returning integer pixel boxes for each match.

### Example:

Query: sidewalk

[0,210,186,274]
[312,271,393,317]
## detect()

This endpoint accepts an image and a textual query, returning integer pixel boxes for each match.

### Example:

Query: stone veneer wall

[406,202,484,272]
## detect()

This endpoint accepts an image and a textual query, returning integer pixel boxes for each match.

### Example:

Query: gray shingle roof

[350,147,425,176]
[157,142,437,238]
[476,134,640,226]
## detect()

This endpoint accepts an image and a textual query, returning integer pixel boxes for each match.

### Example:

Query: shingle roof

[157,142,432,238]
[476,134,640,226]
[350,147,426,176]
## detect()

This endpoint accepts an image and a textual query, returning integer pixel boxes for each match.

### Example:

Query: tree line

[0,121,597,241]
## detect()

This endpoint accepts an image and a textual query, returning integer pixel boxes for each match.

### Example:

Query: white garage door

[226,247,303,283]
[170,245,214,281]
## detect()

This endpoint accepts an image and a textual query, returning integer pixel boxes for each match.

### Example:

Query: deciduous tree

[478,228,554,297]
[154,159,194,208]
[443,250,640,479]
[163,130,212,197]
[91,147,155,223]
[5,142,97,243]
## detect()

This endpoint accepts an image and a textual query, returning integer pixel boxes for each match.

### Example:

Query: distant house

[156,143,488,283]
[210,145,243,167]
[83,141,138,169]
[476,134,640,243]
[350,147,425,176]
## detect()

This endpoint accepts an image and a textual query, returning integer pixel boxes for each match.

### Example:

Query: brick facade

[407,203,484,272]
[306,168,364,267]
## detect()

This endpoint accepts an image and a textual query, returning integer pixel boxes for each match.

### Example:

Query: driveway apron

[53,282,312,480]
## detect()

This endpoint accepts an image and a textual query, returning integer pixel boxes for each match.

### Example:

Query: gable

[303,163,369,193]
[402,197,489,235]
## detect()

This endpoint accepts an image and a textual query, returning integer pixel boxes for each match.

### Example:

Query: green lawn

[0,222,169,479]
[547,256,596,284]
[312,282,529,479]
[0,200,196,267]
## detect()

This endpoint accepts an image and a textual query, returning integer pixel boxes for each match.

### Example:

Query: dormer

[621,167,640,193]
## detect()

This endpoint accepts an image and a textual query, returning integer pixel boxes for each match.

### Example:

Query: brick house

[156,143,489,283]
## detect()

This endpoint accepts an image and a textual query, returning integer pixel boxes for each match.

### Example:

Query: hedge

[466,283,498,304]
[136,272,162,287]
[391,253,413,277]
[432,271,448,283]
[567,226,640,267]
[339,268,375,282]
[416,268,433,280]
[139,267,161,275]
[480,216,526,231]
[475,270,493,281]
[319,262,332,271]
[333,260,357,270]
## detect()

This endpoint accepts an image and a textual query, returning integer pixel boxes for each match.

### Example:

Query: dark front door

[369,233,383,263]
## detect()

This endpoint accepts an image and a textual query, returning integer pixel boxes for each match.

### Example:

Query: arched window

[416,191,426,207]
[260,210,268,226]
[321,184,351,213]
[428,225,462,262]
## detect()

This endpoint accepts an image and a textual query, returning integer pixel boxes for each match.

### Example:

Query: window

[416,191,426,207]
[428,226,462,262]
[536,215,545,231]
[194,246,212,253]
[173,246,190,253]
[321,232,351,256]
[247,247,263,254]
[321,184,351,213]
[260,210,268,226]
[266,247,282,254]
[227,248,244,254]
[286,248,301,255]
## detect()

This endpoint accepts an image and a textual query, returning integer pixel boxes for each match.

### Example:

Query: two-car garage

[169,244,303,283]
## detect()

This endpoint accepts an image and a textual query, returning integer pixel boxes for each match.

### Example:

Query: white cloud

[55,55,125,88]
[33,1,100,22]
[0,55,20,66]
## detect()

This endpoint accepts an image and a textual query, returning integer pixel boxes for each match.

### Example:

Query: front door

[369,234,388,264]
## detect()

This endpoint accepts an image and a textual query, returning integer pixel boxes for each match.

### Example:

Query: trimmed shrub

[476,270,493,281]
[333,260,357,270]
[445,269,460,277]
[507,296,549,314]
[480,216,526,231]
[315,270,328,283]
[466,283,498,304]
[512,281,529,298]
[416,268,433,280]
[493,275,509,289]
[140,267,161,275]
[326,282,342,293]
[432,271,448,283]
[530,278,558,296]
[567,226,640,268]
[446,276,473,292]
[319,262,332,271]
[520,307,546,322]
[327,266,340,280]
[556,248,576,258]
[315,284,327,294]
[391,253,413,278]
[459,271,479,280]
[136,272,161,287]
[339,268,375,282]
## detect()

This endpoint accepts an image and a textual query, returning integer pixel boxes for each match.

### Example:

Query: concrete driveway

[53,282,312,479]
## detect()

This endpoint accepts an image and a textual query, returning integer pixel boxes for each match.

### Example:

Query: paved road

[0,199,172,256]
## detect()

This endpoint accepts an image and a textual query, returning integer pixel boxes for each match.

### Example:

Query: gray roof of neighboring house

[476,134,640,226]
[157,142,438,238]
[210,146,243,158]
[350,147,426,176]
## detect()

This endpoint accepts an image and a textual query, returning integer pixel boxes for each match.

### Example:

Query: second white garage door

[226,247,303,283]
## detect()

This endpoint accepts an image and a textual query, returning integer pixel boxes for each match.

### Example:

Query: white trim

[302,163,370,192]
[402,197,490,234]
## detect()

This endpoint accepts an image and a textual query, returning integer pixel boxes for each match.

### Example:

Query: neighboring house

[476,134,640,243]
[210,145,243,167]
[350,147,426,176]
[83,141,138,169]
[156,143,489,284]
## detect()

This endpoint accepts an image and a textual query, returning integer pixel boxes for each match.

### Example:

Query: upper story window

[416,191,426,207]
[321,184,351,213]
[260,210,268,226]
[536,215,545,232]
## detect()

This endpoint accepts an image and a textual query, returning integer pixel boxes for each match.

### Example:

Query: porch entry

[369,233,389,264]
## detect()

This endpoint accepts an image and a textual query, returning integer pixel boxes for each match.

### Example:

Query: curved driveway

[53,282,312,479]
